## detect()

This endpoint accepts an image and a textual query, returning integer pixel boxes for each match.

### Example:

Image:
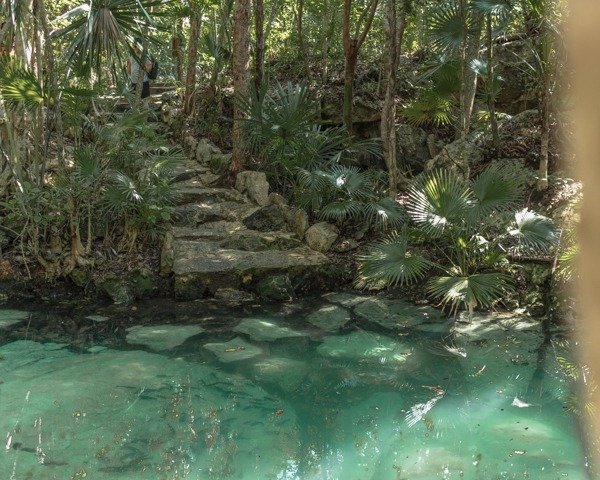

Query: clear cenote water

[0,293,590,479]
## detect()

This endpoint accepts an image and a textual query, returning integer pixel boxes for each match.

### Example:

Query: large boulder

[425,134,484,176]
[294,209,309,240]
[235,171,270,206]
[494,40,538,114]
[242,204,288,231]
[305,222,339,252]
[396,123,435,168]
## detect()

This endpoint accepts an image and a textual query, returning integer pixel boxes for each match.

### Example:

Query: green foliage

[402,90,453,127]
[0,56,45,111]
[296,165,405,230]
[358,164,558,313]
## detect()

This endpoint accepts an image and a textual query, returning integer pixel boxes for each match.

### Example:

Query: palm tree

[358,163,558,314]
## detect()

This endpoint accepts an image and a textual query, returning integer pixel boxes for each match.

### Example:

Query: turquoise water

[0,294,590,479]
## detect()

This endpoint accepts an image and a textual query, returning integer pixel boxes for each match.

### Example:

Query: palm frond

[427,272,513,313]
[363,197,406,230]
[0,56,45,110]
[428,3,464,52]
[508,208,558,252]
[319,200,366,223]
[357,233,431,287]
[407,169,472,236]
[403,90,453,127]
[469,162,524,220]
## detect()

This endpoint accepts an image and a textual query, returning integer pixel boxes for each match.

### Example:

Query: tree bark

[253,0,265,92]
[486,14,500,155]
[184,11,201,116]
[297,0,310,75]
[342,0,379,135]
[172,18,184,83]
[381,0,407,196]
[231,0,251,176]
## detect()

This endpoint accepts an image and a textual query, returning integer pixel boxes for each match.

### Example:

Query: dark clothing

[131,81,150,99]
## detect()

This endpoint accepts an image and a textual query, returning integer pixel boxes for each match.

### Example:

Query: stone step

[172,225,301,251]
[175,184,249,206]
[174,202,259,226]
[171,162,211,183]
[166,239,330,299]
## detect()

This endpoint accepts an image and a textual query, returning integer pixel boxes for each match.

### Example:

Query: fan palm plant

[358,163,558,315]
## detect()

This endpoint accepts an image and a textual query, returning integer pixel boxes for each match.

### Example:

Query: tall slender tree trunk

[486,13,500,154]
[342,0,379,135]
[184,11,201,116]
[173,19,184,83]
[381,0,407,196]
[231,0,251,176]
[321,0,330,87]
[297,0,310,75]
[253,0,265,92]
[537,75,550,190]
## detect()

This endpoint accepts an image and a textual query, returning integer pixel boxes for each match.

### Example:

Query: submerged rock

[126,324,205,351]
[317,331,412,365]
[203,337,263,362]
[0,309,29,329]
[355,297,442,329]
[252,357,308,392]
[233,317,306,342]
[305,304,351,332]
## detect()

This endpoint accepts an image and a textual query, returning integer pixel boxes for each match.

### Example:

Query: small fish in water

[512,397,532,408]
[224,346,245,352]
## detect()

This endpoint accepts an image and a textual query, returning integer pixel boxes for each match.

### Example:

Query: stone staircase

[161,140,333,302]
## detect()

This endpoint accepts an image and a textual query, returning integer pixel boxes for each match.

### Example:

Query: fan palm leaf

[357,233,432,287]
[407,169,472,236]
[508,208,557,252]
[363,197,406,230]
[427,272,513,313]
[0,56,45,111]
[469,162,524,221]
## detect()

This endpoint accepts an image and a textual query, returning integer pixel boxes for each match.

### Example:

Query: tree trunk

[537,78,550,190]
[342,0,379,135]
[184,11,201,116]
[253,0,265,92]
[297,0,310,75]
[231,0,251,176]
[486,13,500,154]
[173,19,184,83]
[381,0,407,196]
[321,0,330,87]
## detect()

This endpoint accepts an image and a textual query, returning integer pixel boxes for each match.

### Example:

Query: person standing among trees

[127,39,152,99]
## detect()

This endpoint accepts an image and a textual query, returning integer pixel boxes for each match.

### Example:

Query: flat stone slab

[305,304,351,332]
[85,315,109,323]
[317,331,412,365]
[173,225,300,251]
[171,162,210,183]
[172,240,329,275]
[0,309,29,329]
[252,357,307,392]
[203,337,263,362]
[322,292,372,308]
[126,324,205,351]
[174,202,259,226]
[233,318,306,342]
[175,186,248,206]
[355,297,442,329]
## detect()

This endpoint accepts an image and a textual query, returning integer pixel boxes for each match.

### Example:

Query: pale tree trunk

[342,0,379,135]
[537,74,550,190]
[486,14,500,154]
[381,0,407,196]
[297,0,310,76]
[231,0,251,176]
[184,11,202,116]
[253,0,265,91]
[173,19,184,83]
[321,0,330,87]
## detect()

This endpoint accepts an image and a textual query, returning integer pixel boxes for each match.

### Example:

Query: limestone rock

[214,288,256,303]
[235,171,270,206]
[242,204,288,232]
[426,134,484,176]
[305,304,351,332]
[96,275,132,305]
[195,138,212,164]
[85,315,109,323]
[332,238,359,253]
[294,209,309,240]
[233,317,306,342]
[305,222,339,252]
[203,337,263,362]
[126,324,205,351]
[354,297,442,329]
[253,274,294,301]
[396,123,433,167]
[0,309,29,329]
[252,357,308,392]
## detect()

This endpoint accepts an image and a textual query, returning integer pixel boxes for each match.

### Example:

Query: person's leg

[141,81,150,99]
